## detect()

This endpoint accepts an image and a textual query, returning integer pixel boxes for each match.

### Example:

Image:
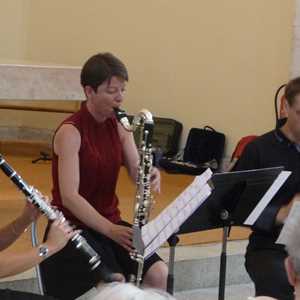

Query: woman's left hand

[150,167,161,193]
[21,202,41,223]
[20,193,50,223]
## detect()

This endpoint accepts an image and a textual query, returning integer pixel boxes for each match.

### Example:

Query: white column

[291,0,300,78]
[0,64,84,101]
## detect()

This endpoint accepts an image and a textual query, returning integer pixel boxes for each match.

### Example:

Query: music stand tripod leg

[167,234,179,295]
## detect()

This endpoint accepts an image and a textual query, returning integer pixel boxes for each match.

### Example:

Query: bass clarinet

[0,154,101,270]
[114,107,155,287]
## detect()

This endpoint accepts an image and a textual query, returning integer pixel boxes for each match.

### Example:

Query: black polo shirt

[234,128,300,250]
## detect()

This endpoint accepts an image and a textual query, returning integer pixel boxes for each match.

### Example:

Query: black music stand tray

[166,166,284,298]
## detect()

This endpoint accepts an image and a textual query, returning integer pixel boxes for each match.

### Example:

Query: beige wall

[0,0,295,155]
[0,1,28,62]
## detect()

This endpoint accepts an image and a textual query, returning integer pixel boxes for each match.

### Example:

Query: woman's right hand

[108,224,133,252]
[45,218,77,253]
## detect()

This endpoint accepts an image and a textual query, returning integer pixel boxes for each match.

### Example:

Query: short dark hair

[284,77,300,106]
[80,52,129,92]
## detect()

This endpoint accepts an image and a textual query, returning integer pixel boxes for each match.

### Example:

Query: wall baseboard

[0,139,51,156]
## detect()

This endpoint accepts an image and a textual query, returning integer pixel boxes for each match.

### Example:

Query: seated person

[248,201,300,300]
[0,202,75,300]
[40,52,168,300]
[92,282,175,300]
[234,77,300,299]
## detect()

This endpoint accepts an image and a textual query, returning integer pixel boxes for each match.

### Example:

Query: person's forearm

[276,194,300,225]
[276,205,290,224]
[62,193,113,236]
[0,242,56,278]
[0,216,32,251]
[127,164,138,184]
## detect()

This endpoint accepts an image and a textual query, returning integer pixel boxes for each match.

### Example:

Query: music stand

[167,166,285,298]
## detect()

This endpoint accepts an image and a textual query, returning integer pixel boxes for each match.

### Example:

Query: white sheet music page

[243,171,291,226]
[144,183,212,258]
[141,168,213,259]
[276,202,300,245]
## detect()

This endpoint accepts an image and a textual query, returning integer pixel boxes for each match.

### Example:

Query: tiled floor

[176,283,255,300]
[0,154,251,254]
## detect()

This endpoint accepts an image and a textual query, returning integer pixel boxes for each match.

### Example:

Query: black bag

[152,117,183,157]
[129,115,183,166]
[159,126,226,175]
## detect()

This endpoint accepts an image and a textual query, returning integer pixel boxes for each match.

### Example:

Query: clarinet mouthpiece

[113,107,132,131]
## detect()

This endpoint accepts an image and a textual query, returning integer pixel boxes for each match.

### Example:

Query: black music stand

[167,166,284,298]
[32,151,52,163]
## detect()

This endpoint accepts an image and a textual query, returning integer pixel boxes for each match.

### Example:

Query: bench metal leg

[31,222,45,295]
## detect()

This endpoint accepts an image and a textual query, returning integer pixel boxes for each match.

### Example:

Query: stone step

[175,283,254,300]
[0,240,251,298]
[158,239,251,291]
[0,278,38,295]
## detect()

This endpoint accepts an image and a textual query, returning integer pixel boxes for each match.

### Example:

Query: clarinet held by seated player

[114,107,155,287]
[0,154,101,270]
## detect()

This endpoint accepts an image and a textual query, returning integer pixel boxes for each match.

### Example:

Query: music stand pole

[167,234,179,294]
[218,223,230,300]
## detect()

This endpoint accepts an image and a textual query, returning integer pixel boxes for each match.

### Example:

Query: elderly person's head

[283,203,300,291]
[92,283,175,300]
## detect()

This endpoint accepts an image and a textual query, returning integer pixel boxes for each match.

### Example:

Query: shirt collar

[274,128,300,153]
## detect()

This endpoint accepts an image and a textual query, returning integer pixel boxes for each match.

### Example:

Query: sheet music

[276,201,300,245]
[142,168,212,248]
[141,168,213,258]
[243,171,291,226]
[144,183,212,258]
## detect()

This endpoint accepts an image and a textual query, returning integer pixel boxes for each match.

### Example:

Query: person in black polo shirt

[234,77,300,300]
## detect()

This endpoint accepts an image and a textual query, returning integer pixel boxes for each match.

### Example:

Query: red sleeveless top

[51,102,122,226]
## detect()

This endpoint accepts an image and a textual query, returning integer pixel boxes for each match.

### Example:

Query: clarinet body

[114,107,154,286]
[0,154,101,270]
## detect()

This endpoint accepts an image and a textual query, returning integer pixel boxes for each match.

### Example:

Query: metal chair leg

[31,222,45,295]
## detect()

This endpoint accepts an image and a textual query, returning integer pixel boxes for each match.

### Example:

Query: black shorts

[0,289,57,300]
[40,221,163,300]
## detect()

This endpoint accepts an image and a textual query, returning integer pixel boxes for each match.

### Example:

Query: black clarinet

[114,107,154,287]
[0,154,101,270]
